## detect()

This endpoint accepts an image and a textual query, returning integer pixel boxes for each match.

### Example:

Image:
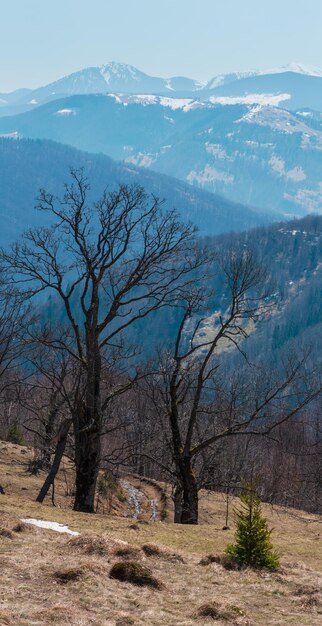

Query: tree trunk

[73,413,101,512]
[36,419,72,503]
[173,485,183,523]
[73,344,102,513]
[174,458,199,524]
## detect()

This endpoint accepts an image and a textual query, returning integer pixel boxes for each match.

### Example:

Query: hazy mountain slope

[1,95,321,217]
[0,62,204,117]
[1,62,322,116]
[206,214,322,366]
[203,72,322,111]
[0,138,275,245]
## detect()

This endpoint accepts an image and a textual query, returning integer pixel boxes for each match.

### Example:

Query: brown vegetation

[0,442,322,625]
[109,561,163,590]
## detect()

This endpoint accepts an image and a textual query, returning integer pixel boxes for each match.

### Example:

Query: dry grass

[0,440,322,625]
[109,561,163,590]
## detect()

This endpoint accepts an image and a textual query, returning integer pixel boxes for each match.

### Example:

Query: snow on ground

[106,93,206,111]
[0,131,21,139]
[209,93,291,106]
[54,109,76,116]
[120,480,143,519]
[21,518,80,536]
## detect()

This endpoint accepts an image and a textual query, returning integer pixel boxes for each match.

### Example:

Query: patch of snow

[126,152,155,168]
[150,499,158,522]
[0,131,22,139]
[160,144,172,154]
[206,71,258,89]
[297,111,313,118]
[28,99,38,105]
[165,79,174,91]
[209,93,291,106]
[105,93,206,112]
[207,63,322,88]
[262,62,322,78]
[283,188,322,213]
[100,62,141,85]
[21,518,80,536]
[205,142,233,160]
[269,155,286,175]
[269,156,306,182]
[286,167,307,182]
[54,108,76,117]
[187,165,234,186]
[120,480,143,519]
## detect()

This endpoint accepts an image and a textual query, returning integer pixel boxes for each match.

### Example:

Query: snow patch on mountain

[206,71,258,89]
[54,108,76,116]
[263,62,322,78]
[100,62,141,85]
[205,143,234,162]
[126,152,156,168]
[206,63,322,90]
[187,165,234,186]
[106,93,206,111]
[209,93,291,106]
[284,187,322,212]
[239,106,322,149]
[269,156,307,182]
[0,131,21,139]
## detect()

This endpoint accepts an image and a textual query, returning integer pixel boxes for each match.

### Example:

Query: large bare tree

[142,251,321,524]
[1,169,203,512]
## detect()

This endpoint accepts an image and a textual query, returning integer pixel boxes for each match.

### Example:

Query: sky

[1,0,322,92]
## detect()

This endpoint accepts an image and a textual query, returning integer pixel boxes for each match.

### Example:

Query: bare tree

[142,251,321,524]
[1,169,203,512]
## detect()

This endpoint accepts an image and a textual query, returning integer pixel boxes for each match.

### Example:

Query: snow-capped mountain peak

[100,62,143,85]
[261,62,322,78]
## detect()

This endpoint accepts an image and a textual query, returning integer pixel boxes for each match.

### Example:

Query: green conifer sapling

[225,486,279,569]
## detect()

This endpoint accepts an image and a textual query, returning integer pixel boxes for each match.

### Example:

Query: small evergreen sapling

[225,486,279,569]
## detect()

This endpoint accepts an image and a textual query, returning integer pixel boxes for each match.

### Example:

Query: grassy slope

[0,441,321,626]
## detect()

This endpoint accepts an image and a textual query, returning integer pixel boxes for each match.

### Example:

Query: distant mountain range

[1,93,321,217]
[0,138,277,246]
[1,62,322,117]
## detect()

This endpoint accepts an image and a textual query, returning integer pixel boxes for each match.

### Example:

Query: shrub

[109,561,162,589]
[97,472,126,502]
[225,486,279,570]
[6,423,26,446]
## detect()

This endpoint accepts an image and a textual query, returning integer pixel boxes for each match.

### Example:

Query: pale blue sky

[1,0,322,91]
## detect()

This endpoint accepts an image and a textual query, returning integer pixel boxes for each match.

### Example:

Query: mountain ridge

[1,61,322,117]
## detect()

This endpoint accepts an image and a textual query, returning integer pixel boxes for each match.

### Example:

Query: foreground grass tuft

[109,561,163,589]
[142,542,185,563]
[0,527,13,539]
[53,566,85,584]
[196,602,242,621]
[115,617,135,626]
[12,521,35,533]
[67,534,109,555]
[114,545,142,560]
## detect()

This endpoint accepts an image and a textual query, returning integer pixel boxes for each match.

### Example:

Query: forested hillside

[0,137,276,244]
